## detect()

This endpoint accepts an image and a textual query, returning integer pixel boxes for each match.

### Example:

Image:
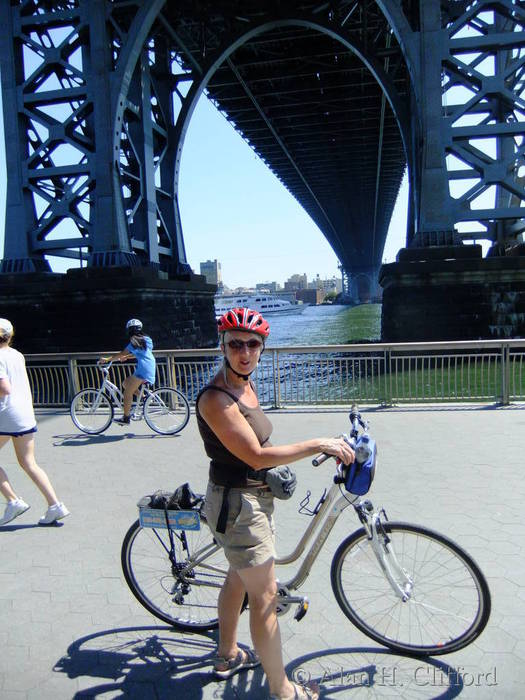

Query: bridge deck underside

[163,1,411,271]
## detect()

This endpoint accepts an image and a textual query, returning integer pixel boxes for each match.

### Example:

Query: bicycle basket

[137,483,203,512]
[345,436,377,496]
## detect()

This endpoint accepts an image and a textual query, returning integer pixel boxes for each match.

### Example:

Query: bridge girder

[1,0,524,277]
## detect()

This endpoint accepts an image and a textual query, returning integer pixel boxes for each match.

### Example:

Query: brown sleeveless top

[195,384,273,487]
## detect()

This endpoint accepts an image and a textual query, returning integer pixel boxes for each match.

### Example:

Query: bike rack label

[139,508,201,530]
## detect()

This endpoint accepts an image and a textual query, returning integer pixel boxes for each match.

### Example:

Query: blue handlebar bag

[345,436,377,496]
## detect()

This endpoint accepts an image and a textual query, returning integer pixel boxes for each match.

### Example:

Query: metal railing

[25,339,525,408]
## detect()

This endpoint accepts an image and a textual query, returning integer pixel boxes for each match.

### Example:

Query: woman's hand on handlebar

[317,437,355,465]
[98,356,111,365]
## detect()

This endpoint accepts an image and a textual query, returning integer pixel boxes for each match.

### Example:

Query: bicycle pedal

[294,598,309,622]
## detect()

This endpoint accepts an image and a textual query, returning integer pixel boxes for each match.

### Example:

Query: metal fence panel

[24,340,525,409]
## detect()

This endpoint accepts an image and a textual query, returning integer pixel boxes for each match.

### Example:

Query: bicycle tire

[331,521,491,656]
[70,389,114,434]
[121,516,228,631]
[143,387,190,435]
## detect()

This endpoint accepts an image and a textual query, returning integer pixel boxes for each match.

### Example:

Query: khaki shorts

[204,481,275,571]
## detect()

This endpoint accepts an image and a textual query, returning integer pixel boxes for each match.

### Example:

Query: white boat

[215,294,308,318]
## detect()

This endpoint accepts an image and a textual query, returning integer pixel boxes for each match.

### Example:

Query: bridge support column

[341,267,382,305]
[380,246,525,341]
[0,267,218,354]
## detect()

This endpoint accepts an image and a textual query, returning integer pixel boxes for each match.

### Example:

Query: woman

[0,318,69,526]
[196,308,354,700]
[100,318,156,425]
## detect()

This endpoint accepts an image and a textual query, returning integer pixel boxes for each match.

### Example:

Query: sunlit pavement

[1,404,523,699]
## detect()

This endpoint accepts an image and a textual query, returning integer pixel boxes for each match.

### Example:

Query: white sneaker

[38,502,70,525]
[0,498,30,526]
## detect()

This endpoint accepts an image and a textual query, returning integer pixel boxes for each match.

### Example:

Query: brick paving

[0,404,524,699]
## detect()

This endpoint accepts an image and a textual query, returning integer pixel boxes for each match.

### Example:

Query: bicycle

[120,406,491,657]
[70,360,190,436]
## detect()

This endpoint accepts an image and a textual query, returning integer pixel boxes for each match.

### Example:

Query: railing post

[272,349,281,409]
[382,348,393,407]
[166,353,177,389]
[501,343,510,405]
[68,358,80,402]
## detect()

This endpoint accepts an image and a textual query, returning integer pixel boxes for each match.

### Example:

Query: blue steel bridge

[0,1,524,349]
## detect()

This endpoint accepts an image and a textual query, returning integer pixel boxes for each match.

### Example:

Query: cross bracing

[0,0,523,278]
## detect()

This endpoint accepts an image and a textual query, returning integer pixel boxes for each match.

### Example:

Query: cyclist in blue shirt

[100,319,156,426]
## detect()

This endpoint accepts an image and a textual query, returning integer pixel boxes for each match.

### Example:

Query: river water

[266,304,381,346]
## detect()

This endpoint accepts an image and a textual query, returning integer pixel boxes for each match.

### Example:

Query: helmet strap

[224,357,251,381]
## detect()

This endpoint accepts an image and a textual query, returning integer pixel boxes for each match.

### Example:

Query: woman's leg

[236,558,296,698]
[0,436,17,501]
[12,433,59,506]
[216,568,247,661]
[122,375,144,417]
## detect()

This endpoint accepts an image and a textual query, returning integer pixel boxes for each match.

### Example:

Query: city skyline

[200,262,342,294]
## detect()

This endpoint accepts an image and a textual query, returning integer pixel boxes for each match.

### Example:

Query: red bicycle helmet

[218,307,270,338]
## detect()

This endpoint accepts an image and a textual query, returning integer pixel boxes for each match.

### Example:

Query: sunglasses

[226,339,263,351]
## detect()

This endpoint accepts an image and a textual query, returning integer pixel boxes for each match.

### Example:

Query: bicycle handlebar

[97,359,113,370]
[311,404,364,467]
[312,452,331,467]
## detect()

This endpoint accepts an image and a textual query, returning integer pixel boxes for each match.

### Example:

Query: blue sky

[0,85,408,290]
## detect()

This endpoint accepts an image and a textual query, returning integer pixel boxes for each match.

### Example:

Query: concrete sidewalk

[0,405,524,699]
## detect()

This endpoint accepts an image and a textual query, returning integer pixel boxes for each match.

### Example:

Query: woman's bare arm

[0,377,11,397]
[199,391,354,469]
[100,348,134,363]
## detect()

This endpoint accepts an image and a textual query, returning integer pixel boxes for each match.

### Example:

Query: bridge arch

[165,15,414,259]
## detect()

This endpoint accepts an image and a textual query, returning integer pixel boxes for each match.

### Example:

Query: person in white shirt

[0,318,69,526]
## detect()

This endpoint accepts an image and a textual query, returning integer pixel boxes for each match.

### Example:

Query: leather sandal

[269,681,320,700]
[213,647,260,680]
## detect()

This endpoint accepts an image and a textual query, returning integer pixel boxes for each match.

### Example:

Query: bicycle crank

[276,585,309,621]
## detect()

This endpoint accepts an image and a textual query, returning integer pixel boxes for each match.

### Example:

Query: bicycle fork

[365,509,414,602]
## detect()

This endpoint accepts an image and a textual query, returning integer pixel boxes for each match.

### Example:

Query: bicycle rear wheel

[143,388,190,435]
[121,517,228,631]
[70,389,114,434]
[331,521,491,656]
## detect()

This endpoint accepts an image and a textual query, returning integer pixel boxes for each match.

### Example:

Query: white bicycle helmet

[126,318,143,332]
[0,318,13,335]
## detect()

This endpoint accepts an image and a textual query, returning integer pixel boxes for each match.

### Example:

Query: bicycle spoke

[121,520,227,630]
[331,522,490,655]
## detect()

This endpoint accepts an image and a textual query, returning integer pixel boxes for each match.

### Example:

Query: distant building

[200,259,222,288]
[296,288,324,305]
[307,274,342,294]
[256,281,281,293]
[284,273,308,291]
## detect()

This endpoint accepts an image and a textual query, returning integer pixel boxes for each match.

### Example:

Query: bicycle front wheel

[70,389,114,434]
[143,387,190,435]
[121,517,228,631]
[331,521,491,656]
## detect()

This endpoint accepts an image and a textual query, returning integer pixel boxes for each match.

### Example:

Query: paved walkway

[1,404,524,699]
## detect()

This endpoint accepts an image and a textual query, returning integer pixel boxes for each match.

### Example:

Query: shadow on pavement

[52,433,176,446]
[286,647,465,699]
[53,626,469,699]
[0,523,44,532]
[53,625,267,699]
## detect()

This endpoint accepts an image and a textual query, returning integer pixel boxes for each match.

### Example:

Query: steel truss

[0,1,523,277]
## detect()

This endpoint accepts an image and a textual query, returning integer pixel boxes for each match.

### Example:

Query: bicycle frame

[96,364,147,419]
[173,473,413,605]
[165,407,412,600]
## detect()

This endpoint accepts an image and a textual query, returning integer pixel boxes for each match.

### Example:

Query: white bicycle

[70,360,190,435]
[121,406,491,657]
